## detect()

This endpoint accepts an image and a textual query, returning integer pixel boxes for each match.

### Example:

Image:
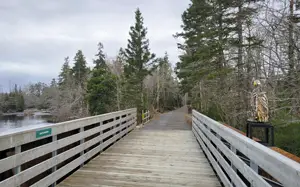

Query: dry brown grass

[271,147,300,163]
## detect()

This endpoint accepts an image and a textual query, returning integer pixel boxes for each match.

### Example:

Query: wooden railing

[142,110,150,125]
[0,108,137,187]
[192,110,300,187]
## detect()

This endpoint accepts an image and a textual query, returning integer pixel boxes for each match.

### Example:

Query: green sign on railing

[36,128,52,138]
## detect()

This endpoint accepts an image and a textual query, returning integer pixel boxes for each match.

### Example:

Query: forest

[175,0,300,156]
[1,1,299,156]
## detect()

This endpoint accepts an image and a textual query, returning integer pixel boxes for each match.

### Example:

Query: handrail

[0,108,135,150]
[192,110,300,187]
[0,108,137,187]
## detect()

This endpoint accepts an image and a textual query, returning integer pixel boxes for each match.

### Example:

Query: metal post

[265,128,269,145]
[249,125,252,139]
[271,126,274,146]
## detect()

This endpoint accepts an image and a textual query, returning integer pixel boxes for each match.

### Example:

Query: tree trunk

[237,1,245,124]
[288,0,296,114]
[116,79,121,111]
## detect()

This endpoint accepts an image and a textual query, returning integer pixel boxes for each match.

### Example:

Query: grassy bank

[274,122,300,157]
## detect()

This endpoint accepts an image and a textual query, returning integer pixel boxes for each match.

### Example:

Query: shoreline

[1,111,52,117]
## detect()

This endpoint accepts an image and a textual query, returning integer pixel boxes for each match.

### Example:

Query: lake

[0,113,53,132]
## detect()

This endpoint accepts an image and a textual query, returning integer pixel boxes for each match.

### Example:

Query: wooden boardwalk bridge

[0,107,299,187]
[59,108,220,187]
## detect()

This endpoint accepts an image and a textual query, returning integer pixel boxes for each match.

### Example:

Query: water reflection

[0,114,53,131]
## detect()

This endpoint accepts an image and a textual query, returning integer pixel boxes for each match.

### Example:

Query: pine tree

[51,78,57,87]
[175,0,215,93]
[58,57,71,87]
[87,43,117,115]
[72,50,89,87]
[175,0,260,124]
[123,8,155,119]
[16,92,25,112]
[94,42,107,69]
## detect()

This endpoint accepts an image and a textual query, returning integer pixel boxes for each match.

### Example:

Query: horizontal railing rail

[192,110,300,187]
[0,108,137,187]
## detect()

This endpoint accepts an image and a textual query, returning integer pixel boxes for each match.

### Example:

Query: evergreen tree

[58,57,71,87]
[16,92,25,112]
[14,84,18,93]
[94,42,107,69]
[175,0,215,93]
[87,44,117,115]
[175,0,260,124]
[51,78,57,88]
[123,8,155,119]
[72,50,89,87]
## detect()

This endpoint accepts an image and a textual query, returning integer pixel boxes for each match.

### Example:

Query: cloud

[0,0,189,91]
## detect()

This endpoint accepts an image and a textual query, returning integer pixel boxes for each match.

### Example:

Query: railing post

[216,134,221,153]
[99,121,103,144]
[51,135,57,187]
[146,110,148,123]
[147,110,150,123]
[126,113,130,134]
[230,144,237,186]
[14,146,21,174]
[230,145,237,173]
[142,110,149,125]
[80,127,84,167]
[14,145,21,187]
[250,160,258,173]
[114,116,119,139]
[114,117,117,136]
[250,160,259,187]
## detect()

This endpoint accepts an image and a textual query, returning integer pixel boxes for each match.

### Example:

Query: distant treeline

[0,85,25,113]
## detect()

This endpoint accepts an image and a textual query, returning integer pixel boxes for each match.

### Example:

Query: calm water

[0,114,53,132]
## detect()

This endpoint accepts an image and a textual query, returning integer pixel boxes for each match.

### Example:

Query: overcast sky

[0,0,189,92]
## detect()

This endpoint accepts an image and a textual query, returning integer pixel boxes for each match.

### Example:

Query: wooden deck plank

[58,108,221,187]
